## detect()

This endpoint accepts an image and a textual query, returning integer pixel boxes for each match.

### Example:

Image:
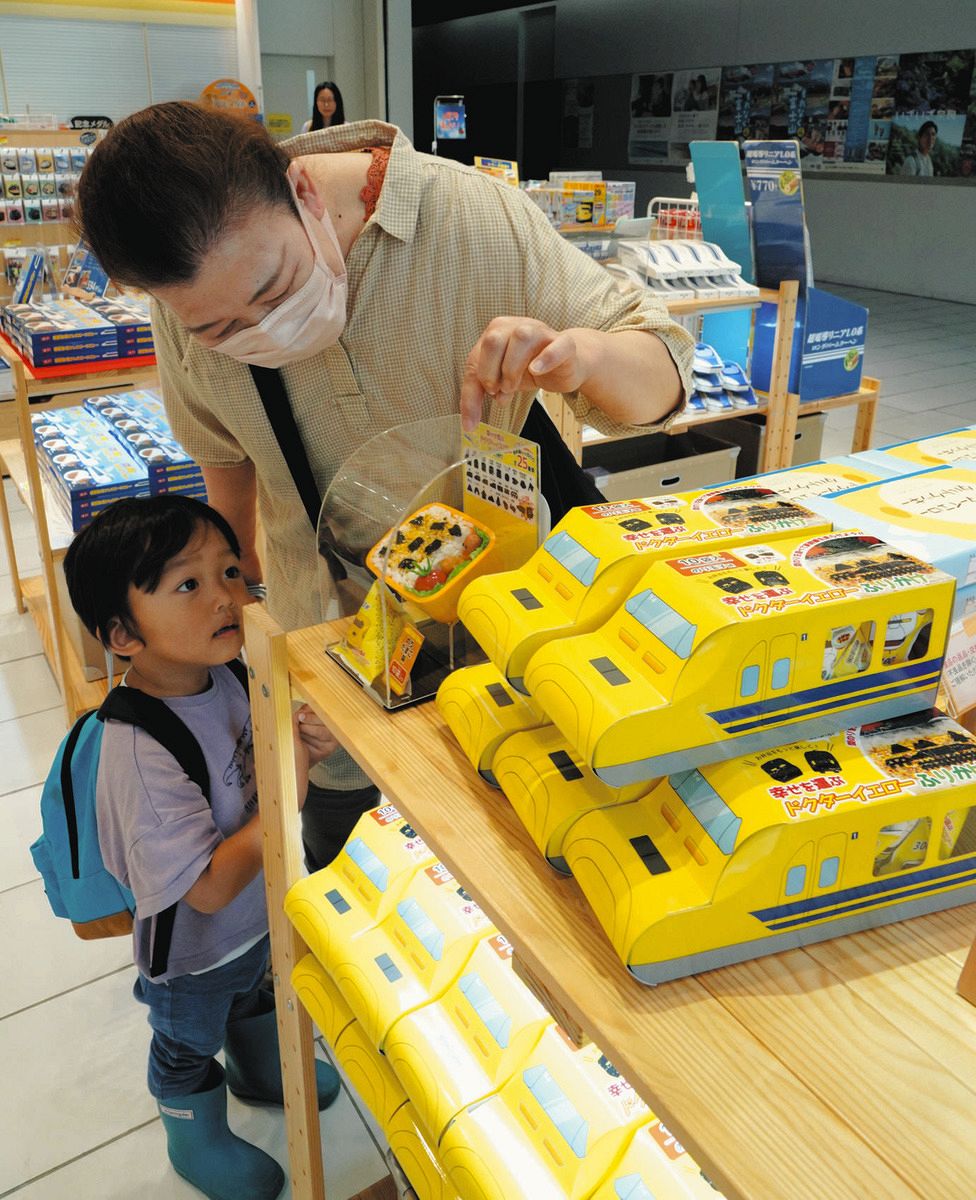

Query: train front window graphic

[624,590,697,659]
[543,531,599,586]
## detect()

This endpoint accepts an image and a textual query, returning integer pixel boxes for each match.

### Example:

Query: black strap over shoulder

[248,364,347,581]
[225,656,250,693]
[62,710,99,881]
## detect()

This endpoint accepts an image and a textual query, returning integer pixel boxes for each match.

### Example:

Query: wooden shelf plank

[0,439,73,553]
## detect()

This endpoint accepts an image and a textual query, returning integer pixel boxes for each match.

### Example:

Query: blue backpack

[30,659,248,978]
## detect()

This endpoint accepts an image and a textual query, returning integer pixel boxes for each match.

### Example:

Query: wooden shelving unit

[546,280,880,474]
[244,604,976,1200]
[0,329,158,723]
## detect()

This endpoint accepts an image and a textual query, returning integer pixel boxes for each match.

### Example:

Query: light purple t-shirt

[96,664,268,982]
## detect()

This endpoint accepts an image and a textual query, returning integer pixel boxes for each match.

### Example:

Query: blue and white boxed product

[84,389,205,497]
[2,298,118,366]
[854,427,976,476]
[82,296,154,357]
[31,408,149,530]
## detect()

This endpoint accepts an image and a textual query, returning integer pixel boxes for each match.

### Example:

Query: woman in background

[302,81,345,133]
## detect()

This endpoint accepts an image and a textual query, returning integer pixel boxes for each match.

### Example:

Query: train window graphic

[561,711,976,984]
[523,532,956,785]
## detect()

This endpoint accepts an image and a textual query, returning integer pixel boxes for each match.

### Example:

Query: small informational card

[463,422,541,571]
[12,250,45,303]
[62,241,110,298]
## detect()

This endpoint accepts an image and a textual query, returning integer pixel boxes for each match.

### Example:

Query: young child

[64,495,340,1200]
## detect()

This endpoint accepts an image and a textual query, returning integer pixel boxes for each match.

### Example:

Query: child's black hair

[63,494,241,648]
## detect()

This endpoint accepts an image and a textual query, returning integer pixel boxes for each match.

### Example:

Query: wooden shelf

[21,574,110,714]
[245,606,976,1200]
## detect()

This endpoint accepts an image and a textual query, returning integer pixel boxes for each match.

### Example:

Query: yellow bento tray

[458,486,830,689]
[285,802,436,970]
[367,501,497,624]
[562,709,976,984]
[490,723,654,872]
[438,1025,649,1200]
[383,931,552,1144]
[524,529,955,785]
[435,661,547,785]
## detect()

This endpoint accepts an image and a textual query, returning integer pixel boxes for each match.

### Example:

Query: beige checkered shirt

[152,121,693,786]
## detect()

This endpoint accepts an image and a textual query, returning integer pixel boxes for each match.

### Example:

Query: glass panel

[940,808,976,860]
[817,856,840,888]
[625,589,697,659]
[882,609,933,665]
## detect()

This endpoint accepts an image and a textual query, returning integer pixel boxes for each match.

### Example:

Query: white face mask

[212,187,347,368]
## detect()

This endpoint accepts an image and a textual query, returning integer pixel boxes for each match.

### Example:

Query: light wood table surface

[247,608,976,1200]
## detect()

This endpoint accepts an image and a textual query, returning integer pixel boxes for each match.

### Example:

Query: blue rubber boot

[158,1062,284,1200]
[225,1001,341,1110]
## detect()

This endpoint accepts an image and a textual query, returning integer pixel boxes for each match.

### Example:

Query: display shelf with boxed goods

[245,600,976,1200]
[522,530,955,784]
[562,710,976,985]
[458,485,830,692]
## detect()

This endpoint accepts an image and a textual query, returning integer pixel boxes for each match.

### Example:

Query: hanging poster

[562,79,595,150]
[668,68,721,161]
[843,54,899,172]
[628,72,673,163]
[886,50,975,177]
[770,59,835,167]
[962,70,976,180]
[716,64,774,146]
[435,97,467,140]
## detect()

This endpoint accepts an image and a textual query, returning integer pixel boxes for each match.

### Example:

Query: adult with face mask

[76,102,694,868]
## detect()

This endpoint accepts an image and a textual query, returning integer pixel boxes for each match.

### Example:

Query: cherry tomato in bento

[462,531,482,555]
[414,568,446,592]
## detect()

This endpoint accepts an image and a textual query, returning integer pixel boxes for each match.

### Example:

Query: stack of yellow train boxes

[285,803,727,1199]
[440,483,976,986]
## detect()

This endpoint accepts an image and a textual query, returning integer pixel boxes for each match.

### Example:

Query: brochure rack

[244,599,976,1200]
[0,327,158,721]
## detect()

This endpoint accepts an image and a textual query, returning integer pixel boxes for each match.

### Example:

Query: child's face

[125,522,247,673]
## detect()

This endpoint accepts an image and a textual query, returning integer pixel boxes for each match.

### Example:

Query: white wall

[415,0,976,303]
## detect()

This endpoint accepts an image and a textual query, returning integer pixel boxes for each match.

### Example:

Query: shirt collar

[282,120,422,243]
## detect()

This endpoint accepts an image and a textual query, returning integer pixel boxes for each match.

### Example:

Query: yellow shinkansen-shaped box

[458,487,830,691]
[333,1017,409,1134]
[383,932,553,1144]
[387,1102,460,1200]
[563,709,976,985]
[590,1118,728,1200]
[435,662,547,786]
[285,803,436,970]
[330,861,495,1049]
[438,1025,649,1200]
[525,530,956,785]
[491,724,655,873]
[292,952,356,1046]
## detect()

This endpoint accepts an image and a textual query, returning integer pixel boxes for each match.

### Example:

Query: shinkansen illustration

[561,710,976,984]
[458,486,830,690]
[523,531,955,785]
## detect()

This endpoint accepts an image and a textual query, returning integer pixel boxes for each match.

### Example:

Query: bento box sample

[367,502,497,623]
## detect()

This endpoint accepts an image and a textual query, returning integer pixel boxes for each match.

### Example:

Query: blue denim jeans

[133,934,270,1099]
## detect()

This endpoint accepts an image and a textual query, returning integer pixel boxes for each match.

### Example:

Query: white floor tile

[0,607,42,665]
[0,706,67,793]
[0,783,43,889]
[0,654,61,722]
[0,966,153,1192]
[0,878,132,1018]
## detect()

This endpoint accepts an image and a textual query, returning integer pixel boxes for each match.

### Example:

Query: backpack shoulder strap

[96,686,212,979]
[225,656,249,694]
[61,710,100,881]
[98,686,210,802]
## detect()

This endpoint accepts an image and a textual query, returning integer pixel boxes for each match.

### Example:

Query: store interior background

[1,1,976,1198]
